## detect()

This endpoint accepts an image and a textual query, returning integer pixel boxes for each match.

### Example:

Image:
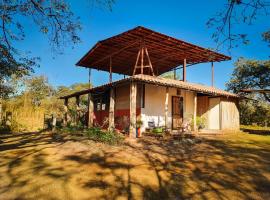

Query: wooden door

[172,96,184,129]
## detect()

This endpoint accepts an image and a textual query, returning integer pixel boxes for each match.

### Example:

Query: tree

[226,58,270,125]
[238,97,270,125]
[0,44,38,98]
[25,75,54,106]
[207,0,270,50]
[0,0,114,97]
[226,58,270,102]
[160,71,181,80]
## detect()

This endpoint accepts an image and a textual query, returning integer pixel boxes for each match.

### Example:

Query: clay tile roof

[60,75,238,99]
[131,74,238,97]
[76,26,231,76]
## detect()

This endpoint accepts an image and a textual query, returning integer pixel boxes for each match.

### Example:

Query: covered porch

[60,74,239,138]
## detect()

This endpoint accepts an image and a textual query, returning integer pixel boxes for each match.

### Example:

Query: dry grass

[0,131,269,200]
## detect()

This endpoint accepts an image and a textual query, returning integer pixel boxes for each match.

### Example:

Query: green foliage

[0,125,11,134]
[194,116,206,130]
[61,126,124,145]
[2,75,91,131]
[241,125,270,131]
[152,127,164,134]
[227,58,270,126]
[136,119,143,128]
[160,71,180,80]
[239,99,270,126]
[84,127,124,145]
[262,30,270,46]
[0,0,113,98]
[25,76,53,106]
[227,58,270,102]
[0,44,38,98]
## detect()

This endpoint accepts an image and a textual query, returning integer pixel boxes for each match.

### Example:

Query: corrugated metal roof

[76,26,231,76]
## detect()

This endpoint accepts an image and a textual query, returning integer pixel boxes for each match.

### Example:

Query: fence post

[52,114,56,131]
[0,99,2,125]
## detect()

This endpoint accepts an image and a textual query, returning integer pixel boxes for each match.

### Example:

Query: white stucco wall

[140,84,195,132]
[220,99,240,130]
[202,97,240,131]
[208,97,221,130]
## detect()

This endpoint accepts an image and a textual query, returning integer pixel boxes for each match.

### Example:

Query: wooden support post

[174,68,176,80]
[129,81,137,138]
[165,87,169,130]
[145,47,155,76]
[211,62,214,87]
[193,93,197,131]
[109,56,112,83]
[183,58,186,82]
[133,44,155,76]
[75,96,80,125]
[133,49,141,75]
[63,98,68,126]
[52,114,56,131]
[141,47,144,74]
[88,93,94,128]
[108,87,115,131]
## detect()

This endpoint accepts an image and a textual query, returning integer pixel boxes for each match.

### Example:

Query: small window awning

[76,26,231,76]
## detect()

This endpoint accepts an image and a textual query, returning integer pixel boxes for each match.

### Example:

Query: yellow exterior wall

[115,83,141,110]
[113,83,239,132]
[141,84,195,132]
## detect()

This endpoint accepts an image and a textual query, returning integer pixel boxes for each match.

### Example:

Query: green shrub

[152,127,164,134]
[0,125,11,134]
[58,125,124,145]
[84,127,124,145]
[60,124,84,135]
[192,116,206,130]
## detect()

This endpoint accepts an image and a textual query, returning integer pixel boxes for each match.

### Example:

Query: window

[177,89,181,96]
[97,102,101,111]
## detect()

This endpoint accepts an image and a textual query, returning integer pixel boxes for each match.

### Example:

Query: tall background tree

[0,0,114,124]
[207,1,270,126]
[226,58,270,125]
[2,75,91,131]
[207,0,270,50]
[0,0,114,97]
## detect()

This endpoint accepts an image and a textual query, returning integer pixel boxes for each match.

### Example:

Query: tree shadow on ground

[0,131,75,200]
[0,132,270,200]
[61,136,270,199]
[241,128,270,135]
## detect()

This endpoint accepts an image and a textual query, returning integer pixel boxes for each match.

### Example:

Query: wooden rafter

[133,42,155,76]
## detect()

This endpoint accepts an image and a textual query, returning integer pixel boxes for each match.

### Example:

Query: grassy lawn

[0,131,270,200]
[240,125,270,135]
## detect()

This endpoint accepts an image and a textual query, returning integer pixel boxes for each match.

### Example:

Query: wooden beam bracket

[133,41,155,76]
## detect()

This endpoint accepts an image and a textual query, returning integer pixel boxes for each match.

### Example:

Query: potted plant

[136,119,143,137]
[196,116,206,131]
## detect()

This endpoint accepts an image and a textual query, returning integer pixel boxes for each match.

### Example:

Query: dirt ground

[0,131,270,200]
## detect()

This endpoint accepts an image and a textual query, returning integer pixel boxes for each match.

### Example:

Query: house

[60,26,240,137]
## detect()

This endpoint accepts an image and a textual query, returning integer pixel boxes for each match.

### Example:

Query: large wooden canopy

[76,26,231,76]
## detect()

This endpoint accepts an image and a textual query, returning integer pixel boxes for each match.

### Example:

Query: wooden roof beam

[86,40,140,67]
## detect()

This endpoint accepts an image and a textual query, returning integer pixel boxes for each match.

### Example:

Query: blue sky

[19,0,269,89]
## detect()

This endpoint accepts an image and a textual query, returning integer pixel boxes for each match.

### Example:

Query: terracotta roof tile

[60,74,238,99]
[131,74,238,97]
